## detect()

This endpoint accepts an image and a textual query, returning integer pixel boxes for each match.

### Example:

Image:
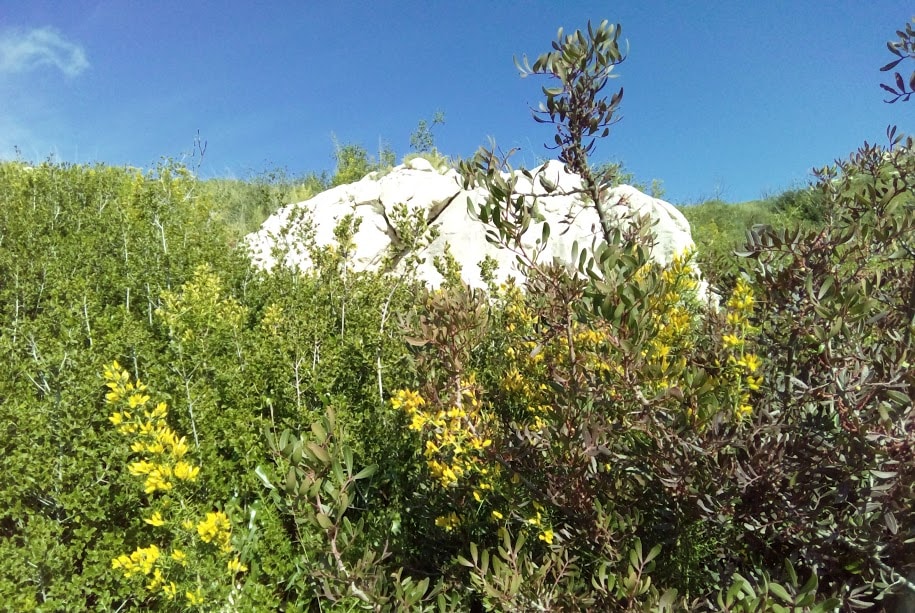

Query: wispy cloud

[0,27,89,78]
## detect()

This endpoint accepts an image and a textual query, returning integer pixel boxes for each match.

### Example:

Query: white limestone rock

[246,160,701,291]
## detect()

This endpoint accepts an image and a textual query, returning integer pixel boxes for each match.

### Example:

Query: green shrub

[3,16,913,612]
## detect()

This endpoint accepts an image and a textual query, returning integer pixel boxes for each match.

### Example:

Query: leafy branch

[880,18,915,103]
[515,20,627,243]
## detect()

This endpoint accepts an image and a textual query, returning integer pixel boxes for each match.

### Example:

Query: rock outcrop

[246,158,697,289]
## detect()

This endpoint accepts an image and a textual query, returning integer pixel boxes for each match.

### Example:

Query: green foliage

[331,137,395,187]
[767,186,828,225]
[0,158,421,609]
[409,111,445,153]
[3,17,914,612]
[405,112,454,171]
[201,167,328,239]
[105,362,249,608]
[677,198,777,292]
[732,130,915,604]
[0,160,261,609]
[595,159,665,198]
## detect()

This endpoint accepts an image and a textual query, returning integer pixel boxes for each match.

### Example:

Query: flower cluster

[524,502,555,545]
[721,279,763,418]
[643,251,700,390]
[195,511,233,553]
[435,512,461,531]
[111,544,161,578]
[392,377,495,496]
[499,286,558,432]
[105,361,246,607]
[501,341,553,432]
[105,361,200,494]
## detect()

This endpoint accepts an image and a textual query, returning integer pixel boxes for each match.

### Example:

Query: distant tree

[331,140,371,186]
[330,136,394,186]
[769,186,828,225]
[409,111,445,153]
[880,17,915,103]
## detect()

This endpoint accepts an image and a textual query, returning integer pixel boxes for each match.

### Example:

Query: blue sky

[1,1,911,204]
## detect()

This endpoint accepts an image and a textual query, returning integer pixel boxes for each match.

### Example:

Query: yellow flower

[146,567,165,591]
[722,334,743,348]
[111,554,135,577]
[491,510,504,520]
[739,353,761,373]
[117,423,137,435]
[169,436,189,459]
[186,589,204,606]
[143,467,173,494]
[170,549,187,565]
[109,412,124,426]
[150,402,168,420]
[197,511,232,550]
[128,460,156,476]
[128,393,150,408]
[409,412,427,432]
[173,461,200,481]
[162,582,178,600]
[737,404,753,418]
[435,513,460,531]
[227,556,248,573]
[539,529,555,544]
[122,544,160,576]
[391,389,425,412]
[143,511,165,527]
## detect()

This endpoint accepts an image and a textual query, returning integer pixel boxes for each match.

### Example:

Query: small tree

[515,20,627,243]
[410,111,446,153]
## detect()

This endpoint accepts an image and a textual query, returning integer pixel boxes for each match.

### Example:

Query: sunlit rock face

[246,158,699,289]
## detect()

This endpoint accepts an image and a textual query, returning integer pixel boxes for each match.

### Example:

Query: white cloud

[0,27,89,78]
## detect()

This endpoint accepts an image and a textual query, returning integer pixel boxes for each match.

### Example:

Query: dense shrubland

[2,18,913,612]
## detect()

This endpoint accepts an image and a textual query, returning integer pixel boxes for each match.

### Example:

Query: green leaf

[316,513,333,530]
[254,465,274,490]
[784,559,797,586]
[733,573,756,600]
[768,582,792,603]
[285,468,298,495]
[353,464,378,480]
[306,442,331,465]
[817,275,834,301]
[798,569,818,596]
[869,470,897,479]
[812,598,841,612]
[885,511,898,534]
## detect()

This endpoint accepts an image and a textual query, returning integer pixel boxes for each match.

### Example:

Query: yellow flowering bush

[105,361,247,608]
[719,277,763,419]
[393,379,494,492]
